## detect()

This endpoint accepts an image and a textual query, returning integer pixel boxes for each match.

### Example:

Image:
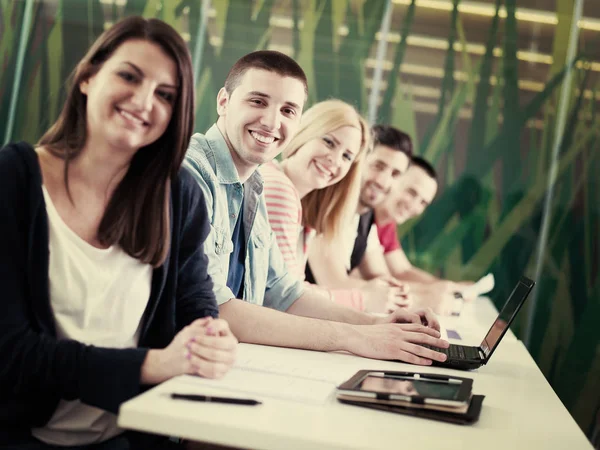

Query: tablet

[336,370,473,408]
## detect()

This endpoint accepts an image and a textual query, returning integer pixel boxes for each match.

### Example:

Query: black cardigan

[0,143,218,442]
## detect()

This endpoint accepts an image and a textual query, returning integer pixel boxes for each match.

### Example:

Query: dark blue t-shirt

[226,201,246,299]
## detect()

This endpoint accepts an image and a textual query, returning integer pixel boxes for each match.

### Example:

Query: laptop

[422,276,535,370]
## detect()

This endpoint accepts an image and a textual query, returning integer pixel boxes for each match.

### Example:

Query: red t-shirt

[376,222,401,254]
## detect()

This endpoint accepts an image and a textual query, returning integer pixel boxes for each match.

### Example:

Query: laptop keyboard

[424,344,480,360]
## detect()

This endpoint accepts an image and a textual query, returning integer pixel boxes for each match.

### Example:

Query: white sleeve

[342,214,361,271]
[365,224,383,254]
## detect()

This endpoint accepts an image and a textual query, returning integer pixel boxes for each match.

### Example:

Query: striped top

[261,161,364,311]
[260,161,314,279]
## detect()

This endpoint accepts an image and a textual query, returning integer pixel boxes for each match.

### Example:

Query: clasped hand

[141,317,238,384]
[363,276,412,313]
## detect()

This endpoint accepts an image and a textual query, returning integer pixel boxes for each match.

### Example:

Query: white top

[366,224,383,254]
[342,214,382,271]
[32,186,152,446]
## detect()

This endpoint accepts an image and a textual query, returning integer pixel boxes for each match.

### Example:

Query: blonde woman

[261,100,406,312]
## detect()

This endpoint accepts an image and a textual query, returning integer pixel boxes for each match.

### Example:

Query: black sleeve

[0,145,147,415]
[174,167,219,329]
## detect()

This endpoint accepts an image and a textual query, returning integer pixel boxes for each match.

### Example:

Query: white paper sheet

[233,345,360,384]
[460,273,495,299]
[173,345,365,405]
[177,370,335,405]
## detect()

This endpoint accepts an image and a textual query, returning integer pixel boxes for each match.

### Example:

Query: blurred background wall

[1,0,598,445]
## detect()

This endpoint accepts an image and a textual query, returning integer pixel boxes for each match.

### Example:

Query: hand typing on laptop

[374,308,441,331]
[400,276,535,370]
[348,308,449,366]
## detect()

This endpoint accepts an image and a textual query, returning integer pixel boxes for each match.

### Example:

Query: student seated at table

[362,156,475,314]
[260,99,409,313]
[305,125,413,306]
[184,50,449,368]
[0,17,237,450]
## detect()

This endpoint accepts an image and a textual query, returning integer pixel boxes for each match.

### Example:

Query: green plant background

[1,0,598,444]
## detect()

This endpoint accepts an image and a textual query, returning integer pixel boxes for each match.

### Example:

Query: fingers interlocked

[184,318,238,379]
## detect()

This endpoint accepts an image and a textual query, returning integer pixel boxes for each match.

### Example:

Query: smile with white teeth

[118,108,147,126]
[250,131,276,144]
[313,160,334,178]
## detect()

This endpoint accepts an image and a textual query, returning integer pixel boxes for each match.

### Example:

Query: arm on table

[225,231,446,365]
[384,248,470,314]
[219,298,449,365]
[306,238,407,312]
[381,226,473,290]
[376,222,438,283]
[309,236,411,312]
[385,247,439,283]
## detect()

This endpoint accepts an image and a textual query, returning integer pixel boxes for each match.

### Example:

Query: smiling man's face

[216,68,306,175]
[379,165,438,224]
[359,145,410,211]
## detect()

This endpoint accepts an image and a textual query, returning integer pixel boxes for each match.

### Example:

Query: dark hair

[372,124,413,156]
[224,50,308,97]
[410,156,437,181]
[38,16,195,267]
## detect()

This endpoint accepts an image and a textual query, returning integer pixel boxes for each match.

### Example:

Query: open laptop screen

[480,277,535,358]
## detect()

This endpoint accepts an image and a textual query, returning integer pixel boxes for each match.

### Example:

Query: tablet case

[338,394,485,425]
[337,370,474,406]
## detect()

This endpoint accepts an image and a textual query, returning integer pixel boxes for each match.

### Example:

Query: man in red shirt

[375,157,438,276]
[373,156,474,314]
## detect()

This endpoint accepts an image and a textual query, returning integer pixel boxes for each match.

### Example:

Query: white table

[118,299,592,450]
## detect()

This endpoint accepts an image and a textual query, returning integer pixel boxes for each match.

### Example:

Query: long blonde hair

[282,99,372,241]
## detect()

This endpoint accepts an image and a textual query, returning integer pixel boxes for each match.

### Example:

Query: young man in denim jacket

[184,50,449,365]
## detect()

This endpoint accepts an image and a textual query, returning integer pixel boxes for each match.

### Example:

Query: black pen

[170,393,262,405]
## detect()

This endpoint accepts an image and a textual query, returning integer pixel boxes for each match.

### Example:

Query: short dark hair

[224,50,308,97]
[410,156,437,181]
[372,124,413,156]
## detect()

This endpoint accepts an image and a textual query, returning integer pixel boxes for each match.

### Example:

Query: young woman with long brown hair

[0,16,236,449]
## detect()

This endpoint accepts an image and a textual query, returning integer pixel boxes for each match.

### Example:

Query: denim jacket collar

[205,124,263,194]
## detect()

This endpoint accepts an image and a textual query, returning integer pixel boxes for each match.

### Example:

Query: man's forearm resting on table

[385,250,438,283]
[218,298,356,352]
[395,267,439,284]
[285,288,375,325]
[219,297,449,365]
